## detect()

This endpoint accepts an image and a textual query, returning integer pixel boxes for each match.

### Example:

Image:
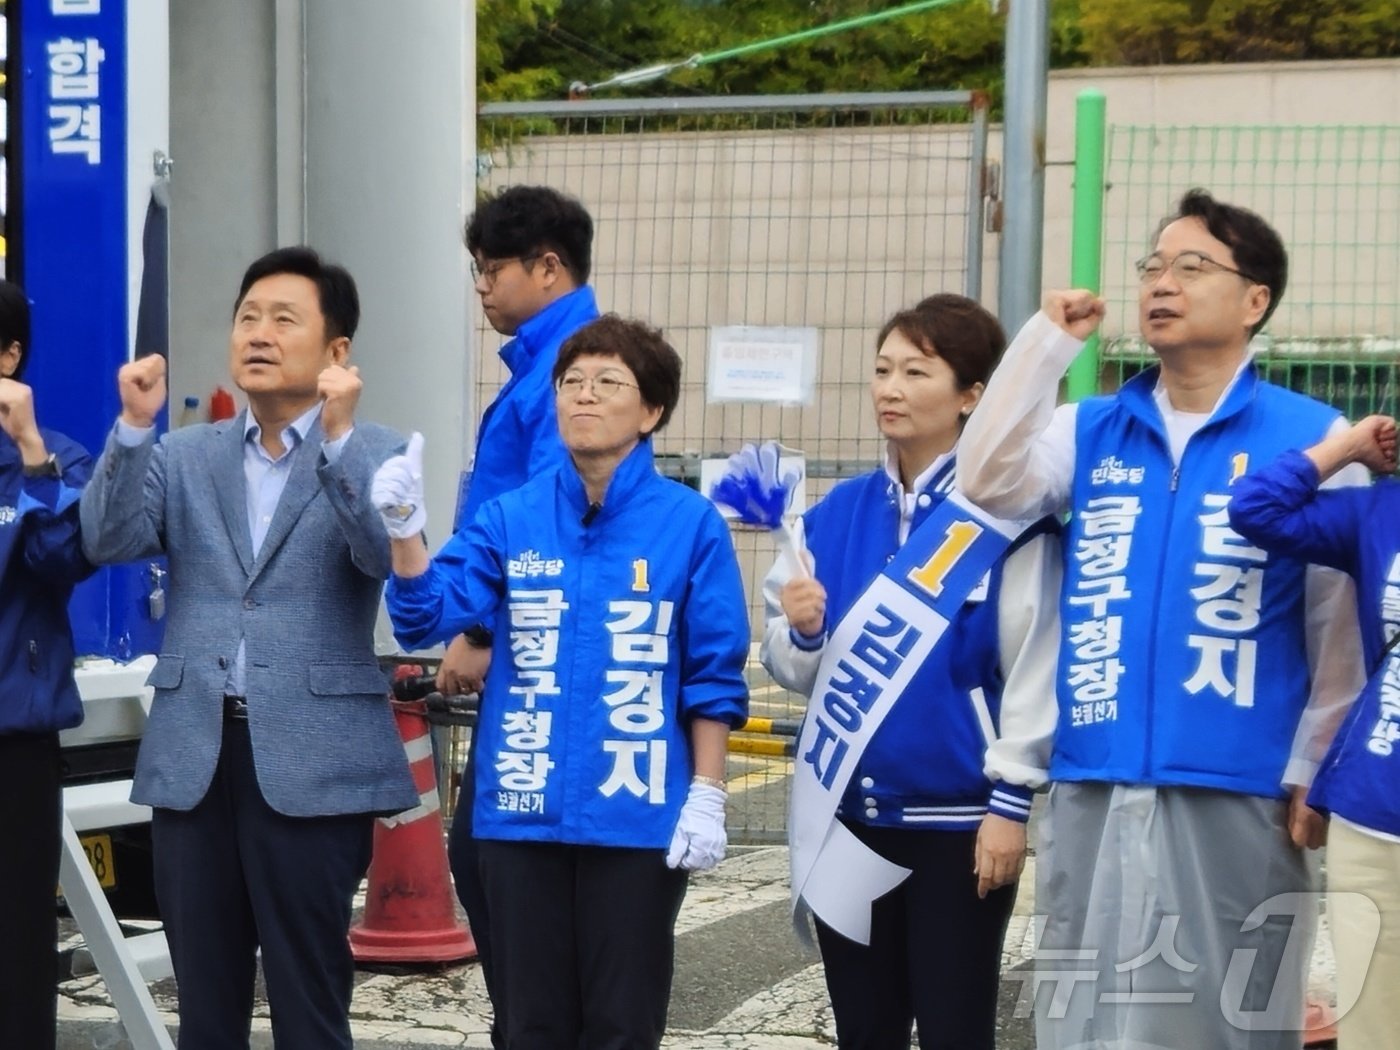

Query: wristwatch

[463,624,494,648]
[22,452,60,479]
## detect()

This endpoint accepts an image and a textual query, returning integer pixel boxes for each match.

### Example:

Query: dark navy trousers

[448,732,502,1046]
[477,839,688,1050]
[815,823,1017,1050]
[152,717,373,1050]
[0,732,61,1050]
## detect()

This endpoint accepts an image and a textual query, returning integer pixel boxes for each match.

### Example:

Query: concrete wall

[168,0,474,532]
[167,45,1399,476]
[167,0,279,418]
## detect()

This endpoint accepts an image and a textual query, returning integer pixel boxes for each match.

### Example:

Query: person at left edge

[374,315,750,1048]
[0,280,95,1050]
[80,247,418,1050]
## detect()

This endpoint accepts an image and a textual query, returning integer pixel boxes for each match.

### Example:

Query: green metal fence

[1096,124,1400,417]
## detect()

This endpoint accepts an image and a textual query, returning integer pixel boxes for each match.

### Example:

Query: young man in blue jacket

[435,186,600,1044]
[0,280,95,1050]
[959,190,1367,1050]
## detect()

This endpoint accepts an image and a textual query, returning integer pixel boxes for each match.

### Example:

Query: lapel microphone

[582,502,601,526]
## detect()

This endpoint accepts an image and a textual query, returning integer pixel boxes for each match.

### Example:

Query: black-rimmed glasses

[470,253,540,284]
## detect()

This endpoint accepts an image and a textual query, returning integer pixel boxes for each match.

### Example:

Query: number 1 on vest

[907,520,983,598]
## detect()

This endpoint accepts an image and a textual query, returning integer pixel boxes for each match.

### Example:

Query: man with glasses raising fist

[439,185,599,1046]
[958,188,1367,1049]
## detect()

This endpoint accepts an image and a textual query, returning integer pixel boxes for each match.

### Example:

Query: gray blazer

[80,411,418,817]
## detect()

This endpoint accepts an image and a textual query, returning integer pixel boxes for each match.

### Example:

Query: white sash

[788,490,1036,944]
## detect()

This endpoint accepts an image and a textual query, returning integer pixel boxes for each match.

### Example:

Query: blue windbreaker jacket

[1,427,95,735]
[1230,449,1400,836]
[455,286,599,528]
[388,440,750,848]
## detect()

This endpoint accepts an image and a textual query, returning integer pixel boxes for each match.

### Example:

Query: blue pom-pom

[709,441,800,529]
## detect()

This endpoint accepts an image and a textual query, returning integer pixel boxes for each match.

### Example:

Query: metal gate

[463,91,991,842]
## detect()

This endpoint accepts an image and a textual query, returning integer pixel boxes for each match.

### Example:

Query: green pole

[1066,88,1106,402]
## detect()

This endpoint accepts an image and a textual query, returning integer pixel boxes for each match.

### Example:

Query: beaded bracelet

[692,774,728,793]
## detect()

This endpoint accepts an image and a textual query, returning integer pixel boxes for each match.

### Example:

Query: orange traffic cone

[1303,996,1338,1047]
[350,685,476,964]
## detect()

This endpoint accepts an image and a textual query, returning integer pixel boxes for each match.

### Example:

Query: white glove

[665,782,728,872]
[372,431,427,539]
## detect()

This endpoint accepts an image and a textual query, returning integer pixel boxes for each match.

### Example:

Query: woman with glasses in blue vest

[762,294,1060,1050]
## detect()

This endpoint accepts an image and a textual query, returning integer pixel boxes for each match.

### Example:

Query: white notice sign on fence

[707,326,818,404]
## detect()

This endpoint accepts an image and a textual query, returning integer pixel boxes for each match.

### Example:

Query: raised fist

[1042,289,1107,341]
[318,363,362,442]
[0,378,46,462]
[118,354,168,429]
[1347,415,1398,475]
[780,576,827,639]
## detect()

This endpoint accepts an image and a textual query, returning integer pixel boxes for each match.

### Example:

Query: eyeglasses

[470,254,539,285]
[556,371,639,400]
[1135,251,1260,286]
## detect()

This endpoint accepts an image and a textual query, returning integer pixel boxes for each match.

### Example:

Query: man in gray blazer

[81,247,417,1050]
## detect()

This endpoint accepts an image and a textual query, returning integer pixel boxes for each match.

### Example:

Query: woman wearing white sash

[762,294,1061,1049]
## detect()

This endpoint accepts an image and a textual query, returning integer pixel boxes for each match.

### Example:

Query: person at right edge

[437,185,599,1046]
[1228,415,1400,1049]
[957,188,1367,1050]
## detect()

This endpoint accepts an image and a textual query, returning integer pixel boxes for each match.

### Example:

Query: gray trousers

[1033,783,1316,1050]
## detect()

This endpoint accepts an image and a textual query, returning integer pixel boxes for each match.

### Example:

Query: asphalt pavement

[60,844,1049,1049]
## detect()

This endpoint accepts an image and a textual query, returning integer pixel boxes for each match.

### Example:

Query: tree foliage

[1077,0,1400,65]
[483,0,1089,104]
[478,0,565,101]
[479,0,1399,103]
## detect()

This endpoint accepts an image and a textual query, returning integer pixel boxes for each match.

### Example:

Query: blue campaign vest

[803,461,1046,828]
[1055,363,1338,798]
[468,441,750,848]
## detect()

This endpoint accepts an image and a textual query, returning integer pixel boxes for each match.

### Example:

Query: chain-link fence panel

[444,92,990,843]
[1098,125,1400,416]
